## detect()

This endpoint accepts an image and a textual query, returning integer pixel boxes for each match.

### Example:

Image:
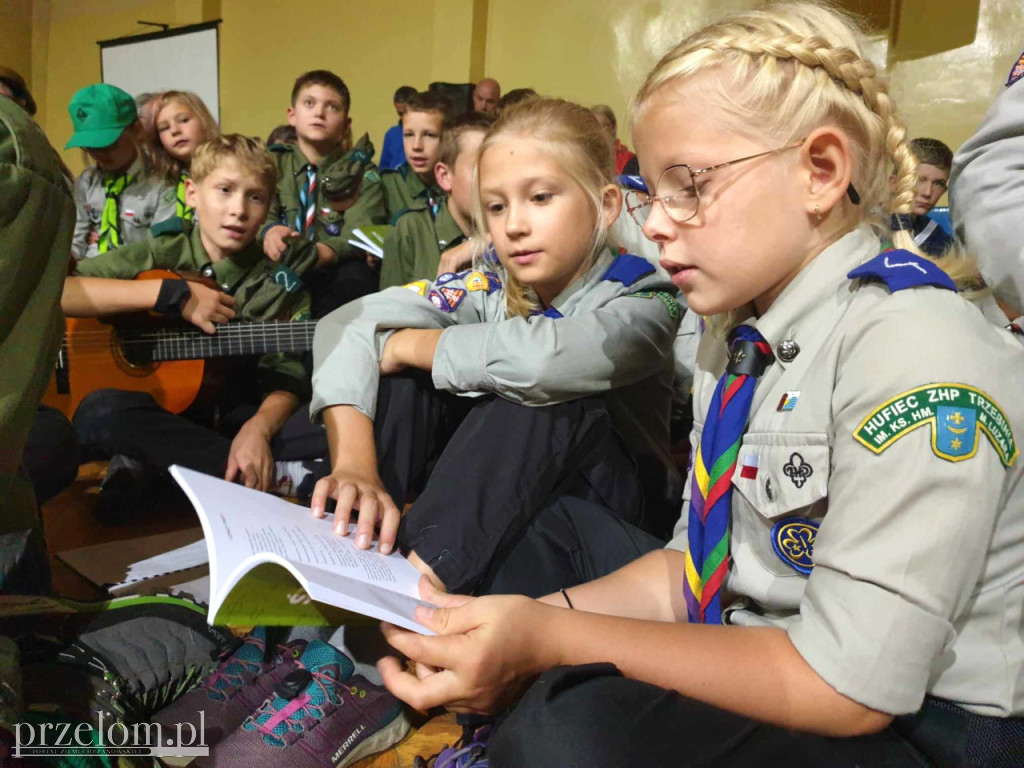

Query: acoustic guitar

[43,270,317,419]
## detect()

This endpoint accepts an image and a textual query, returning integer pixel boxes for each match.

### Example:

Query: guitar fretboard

[120,320,318,362]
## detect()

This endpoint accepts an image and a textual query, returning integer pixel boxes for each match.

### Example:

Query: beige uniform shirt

[72,156,176,260]
[667,227,1023,717]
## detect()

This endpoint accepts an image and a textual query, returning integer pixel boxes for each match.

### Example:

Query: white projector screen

[100,21,220,122]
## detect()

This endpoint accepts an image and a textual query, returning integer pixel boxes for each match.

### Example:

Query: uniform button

[221,283,230,291]
[439,240,448,247]
[777,339,800,362]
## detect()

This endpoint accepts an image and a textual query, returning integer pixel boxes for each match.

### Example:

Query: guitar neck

[123,320,318,362]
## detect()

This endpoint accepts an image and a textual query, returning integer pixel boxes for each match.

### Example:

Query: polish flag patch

[740,454,759,479]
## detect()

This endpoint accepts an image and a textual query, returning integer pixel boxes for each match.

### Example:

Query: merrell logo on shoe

[331,725,365,762]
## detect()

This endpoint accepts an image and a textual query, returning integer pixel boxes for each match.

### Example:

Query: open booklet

[169,465,435,634]
[348,225,390,259]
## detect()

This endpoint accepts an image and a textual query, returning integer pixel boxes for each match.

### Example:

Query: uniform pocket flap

[731,432,829,519]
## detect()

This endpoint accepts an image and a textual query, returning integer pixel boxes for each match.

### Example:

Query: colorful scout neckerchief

[685,325,773,624]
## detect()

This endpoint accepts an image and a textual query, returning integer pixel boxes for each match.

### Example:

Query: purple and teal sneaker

[149,627,307,747]
[427,724,492,768]
[196,640,410,768]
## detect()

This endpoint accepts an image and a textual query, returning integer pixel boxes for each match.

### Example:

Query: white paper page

[110,539,209,590]
[169,465,426,610]
[348,237,383,258]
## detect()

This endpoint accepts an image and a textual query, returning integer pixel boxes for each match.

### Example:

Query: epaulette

[389,203,428,226]
[150,216,189,237]
[601,252,656,286]
[847,249,956,293]
[268,143,291,153]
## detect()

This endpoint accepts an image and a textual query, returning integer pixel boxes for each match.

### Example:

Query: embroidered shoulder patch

[271,264,304,293]
[428,289,450,312]
[439,286,465,311]
[771,518,819,576]
[402,280,429,297]
[631,290,680,320]
[854,383,1017,468]
[1008,50,1024,88]
[465,271,489,292]
[363,169,381,185]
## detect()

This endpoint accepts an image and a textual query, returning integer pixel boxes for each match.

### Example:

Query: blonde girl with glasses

[309,98,683,598]
[376,4,1024,766]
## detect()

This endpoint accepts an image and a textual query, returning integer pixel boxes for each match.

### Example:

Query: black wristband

[154,279,191,314]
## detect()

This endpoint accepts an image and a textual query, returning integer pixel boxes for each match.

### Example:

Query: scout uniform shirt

[379,201,467,290]
[261,135,387,261]
[667,226,1024,718]
[0,94,75,590]
[74,218,314,400]
[312,249,683,474]
[72,156,177,260]
[380,163,444,224]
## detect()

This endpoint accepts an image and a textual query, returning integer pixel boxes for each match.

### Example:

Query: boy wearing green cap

[380,111,492,290]
[67,83,175,260]
[261,70,386,315]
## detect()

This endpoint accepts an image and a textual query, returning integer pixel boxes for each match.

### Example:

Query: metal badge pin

[777,339,800,362]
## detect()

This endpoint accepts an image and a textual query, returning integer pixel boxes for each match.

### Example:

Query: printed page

[169,466,432,631]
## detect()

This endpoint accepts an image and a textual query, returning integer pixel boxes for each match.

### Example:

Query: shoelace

[203,640,302,700]
[251,667,344,744]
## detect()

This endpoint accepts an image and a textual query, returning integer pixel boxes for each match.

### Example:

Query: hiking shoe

[95,454,152,525]
[149,627,307,747]
[13,593,235,727]
[196,641,410,768]
[431,723,492,768]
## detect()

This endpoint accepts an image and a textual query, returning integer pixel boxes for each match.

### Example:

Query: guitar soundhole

[113,327,158,376]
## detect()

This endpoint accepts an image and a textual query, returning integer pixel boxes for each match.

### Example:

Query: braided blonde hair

[630,1,976,330]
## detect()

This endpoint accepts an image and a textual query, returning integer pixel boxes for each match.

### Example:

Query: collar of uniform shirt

[190,223,264,291]
[749,225,881,369]
[543,247,618,316]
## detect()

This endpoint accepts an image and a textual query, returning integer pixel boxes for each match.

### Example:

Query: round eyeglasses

[624,142,806,228]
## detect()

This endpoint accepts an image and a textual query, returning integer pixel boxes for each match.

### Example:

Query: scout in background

[63,135,328,522]
[380,91,449,224]
[148,90,220,221]
[261,69,387,317]
[898,136,954,256]
[266,124,297,146]
[68,83,176,260]
[591,104,636,174]
[379,111,494,290]
[379,85,417,172]
[310,97,682,600]
[375,4,1024,768]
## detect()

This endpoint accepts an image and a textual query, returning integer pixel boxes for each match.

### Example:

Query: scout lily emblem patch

[771,518,819,575]
[854,384,1017,467]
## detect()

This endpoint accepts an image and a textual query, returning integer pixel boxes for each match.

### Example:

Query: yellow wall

[0,0,34,85]
[8,0,1023,177]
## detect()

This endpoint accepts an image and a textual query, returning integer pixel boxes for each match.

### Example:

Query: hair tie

[891,213,914,231]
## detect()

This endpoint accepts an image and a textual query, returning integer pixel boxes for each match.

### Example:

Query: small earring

[814,204,823,222]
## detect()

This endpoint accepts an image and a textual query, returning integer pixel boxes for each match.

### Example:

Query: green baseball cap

[65,83,137,150]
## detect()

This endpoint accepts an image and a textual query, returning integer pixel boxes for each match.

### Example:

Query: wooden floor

[41,461,461,767]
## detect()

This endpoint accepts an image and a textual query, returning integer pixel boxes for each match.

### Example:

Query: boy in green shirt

[66,135,326,521]
[380,91,449,224]
[261,70,386,315]
[380,112,493,289]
